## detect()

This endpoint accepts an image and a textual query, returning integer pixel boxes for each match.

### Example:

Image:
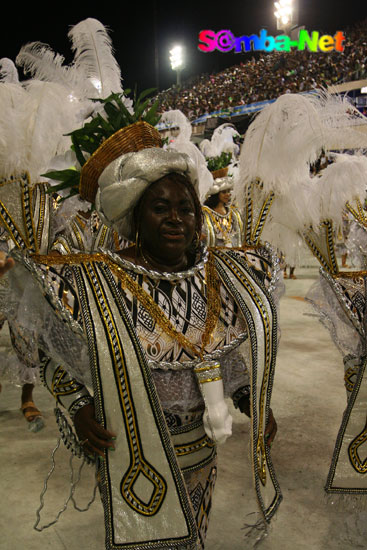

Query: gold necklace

[107,251,221,360]
[207,207,234,242]
[33,251,221,361]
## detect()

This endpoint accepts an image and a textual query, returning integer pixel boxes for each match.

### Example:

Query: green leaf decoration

[136,87,157,103]
[45,88,161,203]
[42,169,81,195]
[207,151,232,172]
[41,169,78,181]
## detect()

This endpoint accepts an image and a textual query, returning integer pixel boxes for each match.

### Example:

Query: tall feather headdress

[199,123,240,159]
[237,90,367,261]
[0,54,82,181]
[0,78,82,181]
[161,109,214,202]
[67,18,123,99]
[16,18,132,115]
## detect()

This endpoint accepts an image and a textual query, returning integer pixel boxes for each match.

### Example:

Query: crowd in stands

[156,19,367,121]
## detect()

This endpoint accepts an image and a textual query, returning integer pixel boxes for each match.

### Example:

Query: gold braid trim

[251,192,275,245]
[32,251,221,361]
[333,271,367,279]
[346,199,367,228]
[113,231,121,250]
[203,251,222,352]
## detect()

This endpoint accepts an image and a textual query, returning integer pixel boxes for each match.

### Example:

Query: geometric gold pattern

[349,420,367,474]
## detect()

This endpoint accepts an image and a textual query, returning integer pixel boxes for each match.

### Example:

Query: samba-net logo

[198,29,346,53]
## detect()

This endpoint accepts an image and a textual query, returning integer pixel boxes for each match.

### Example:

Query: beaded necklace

[204,206,234,243]
[33,250,221,361]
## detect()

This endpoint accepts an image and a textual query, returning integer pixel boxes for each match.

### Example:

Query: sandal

[21,401,45,432]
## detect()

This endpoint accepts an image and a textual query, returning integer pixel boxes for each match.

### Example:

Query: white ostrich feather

[23,80,80,179]
[316,90,367,150]
[315,153,367,228]
[16,42,73,88]
[0,19,129,184]
[16,41,98,125]
[16,22,123,104]
[199,123,239,158]
[0,84,34,177]
[68,18,123,99]
[162,109,214,202]
[239,93,324,196]
[255,152,367,260]
[236,90,367,259]
[0,80,80,180]
[239,91,367,199]
[17,43,127,126]
[260,177,320,262]
[0,58,19,83]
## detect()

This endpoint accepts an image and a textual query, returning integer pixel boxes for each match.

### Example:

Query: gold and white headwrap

[95,147,199,240]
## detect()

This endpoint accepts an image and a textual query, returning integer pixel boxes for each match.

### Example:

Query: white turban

[96,147,199,241]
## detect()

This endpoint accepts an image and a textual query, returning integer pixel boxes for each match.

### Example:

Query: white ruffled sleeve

[0,251,91,388]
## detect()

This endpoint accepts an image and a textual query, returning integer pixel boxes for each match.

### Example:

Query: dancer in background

[202,177,244,248]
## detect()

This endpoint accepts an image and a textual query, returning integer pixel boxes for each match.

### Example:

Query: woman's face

[138,178,197,262]
[219,190,231,205]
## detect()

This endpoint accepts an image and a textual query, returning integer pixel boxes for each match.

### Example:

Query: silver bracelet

[55,407,96,464]
[68,395,94,420]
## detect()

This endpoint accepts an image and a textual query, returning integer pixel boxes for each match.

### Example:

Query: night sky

[1,1,365,94]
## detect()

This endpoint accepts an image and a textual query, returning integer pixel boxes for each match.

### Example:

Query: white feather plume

[162,109,214,202]
[257,152,367,261]
[239,91,367,198]
[238,90,367,261]
[16,41,97,125]
[0,18,131,184]
[16,42,73,88]
[239,93,324,197]
[199,123,240,158]
[24,80,81,179]
[315,153,367,228]
[260,177,320,263]
[0,84,34,177]
[0,58,19,83]
[0,80,81,181]
[68,18,123,99]
[17,18,129,108]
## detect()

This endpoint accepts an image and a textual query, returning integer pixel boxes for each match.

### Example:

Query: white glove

[201,379,232,445]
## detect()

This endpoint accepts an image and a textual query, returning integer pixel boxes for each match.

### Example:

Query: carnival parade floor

[1,257,366,550]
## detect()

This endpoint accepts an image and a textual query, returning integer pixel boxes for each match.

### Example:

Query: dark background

[1,1,365,94]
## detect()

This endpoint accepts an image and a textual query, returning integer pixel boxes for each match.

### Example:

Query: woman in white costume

[0,131,281,549]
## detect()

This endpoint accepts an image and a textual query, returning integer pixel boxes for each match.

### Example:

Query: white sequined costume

[0,239,281,549]
[0,144,282,548]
